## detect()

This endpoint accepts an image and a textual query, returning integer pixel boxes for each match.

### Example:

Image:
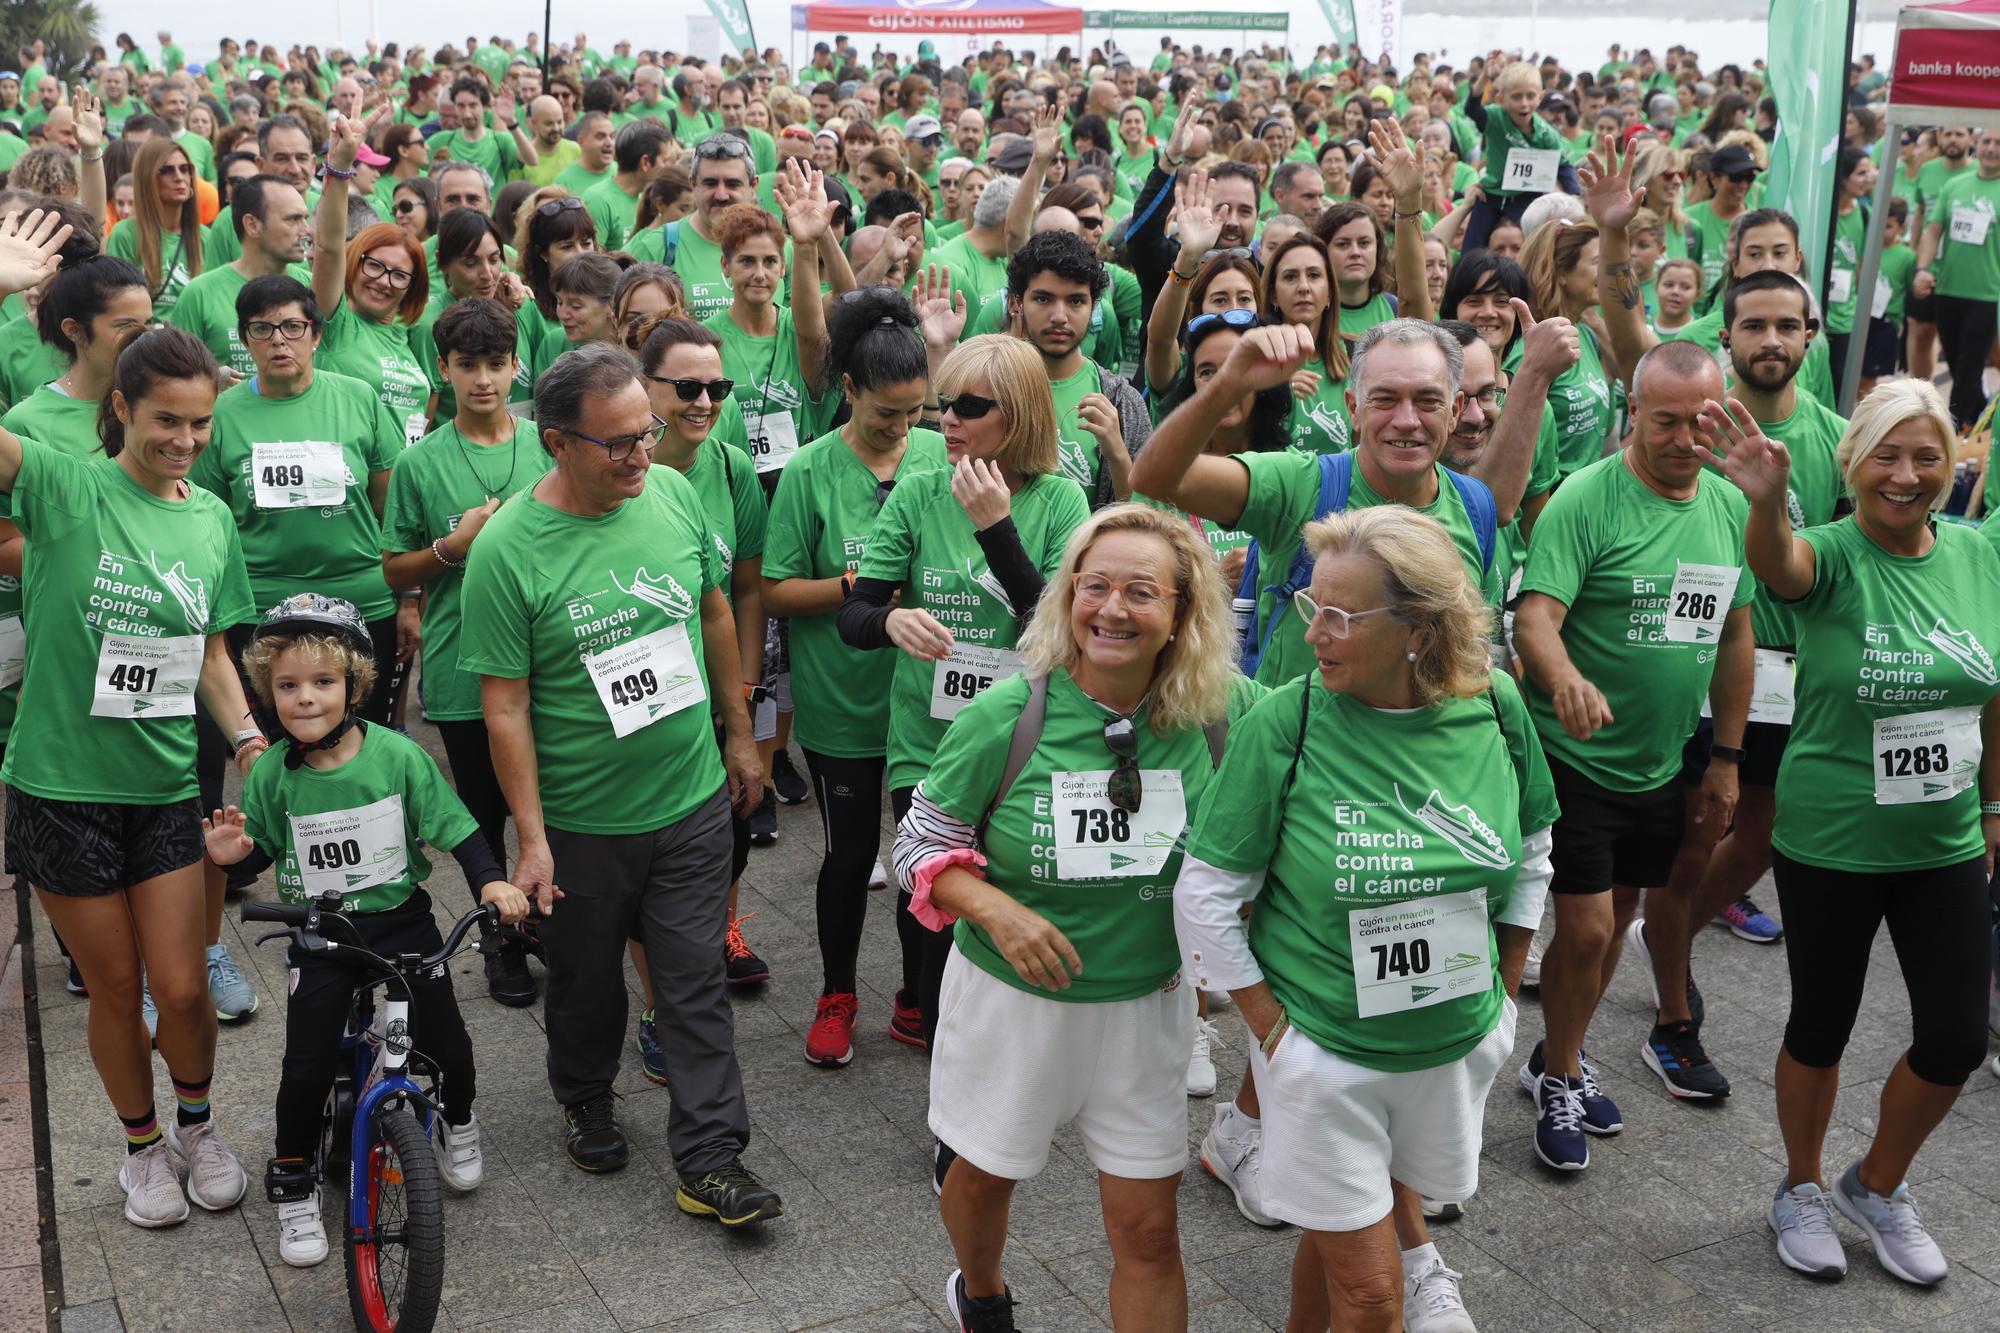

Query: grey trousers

[543,787,748,1177]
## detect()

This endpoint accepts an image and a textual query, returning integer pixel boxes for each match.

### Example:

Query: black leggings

[1935,293,1998,430]
[803,748,888,995]
[890,785,955,1046]
[275,891,475,1160]
[435,718,511,883]
[1772,850,1992,1087]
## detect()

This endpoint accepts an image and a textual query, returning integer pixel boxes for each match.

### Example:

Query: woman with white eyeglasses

[1176,505,1558,1333]
[895,502,1237,1333]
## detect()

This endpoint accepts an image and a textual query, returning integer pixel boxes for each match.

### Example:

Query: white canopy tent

[1843,0,2000,411]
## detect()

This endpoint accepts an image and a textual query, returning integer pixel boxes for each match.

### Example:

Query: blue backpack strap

[662,220,680,266]
[1240,453,1355,675]
[1441,466,1498,575]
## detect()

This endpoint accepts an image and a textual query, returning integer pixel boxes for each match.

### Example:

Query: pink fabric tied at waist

[906,847,984,930]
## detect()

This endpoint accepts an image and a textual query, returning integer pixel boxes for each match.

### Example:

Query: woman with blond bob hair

[108,137,204,318]
[840,334,1089,1049]
[1177,505,1558,1333]
[894,503,1237,1332]
[1697,379,1998,1287]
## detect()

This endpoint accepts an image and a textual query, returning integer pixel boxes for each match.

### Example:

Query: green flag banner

[1764,0,1850,295]
[1317,0,1359,50]
[702,0,758,56]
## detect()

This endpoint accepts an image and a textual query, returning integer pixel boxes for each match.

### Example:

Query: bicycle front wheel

[345,1107,445,1333]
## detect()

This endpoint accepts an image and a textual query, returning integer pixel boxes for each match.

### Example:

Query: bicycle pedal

[264,1155,317,1203]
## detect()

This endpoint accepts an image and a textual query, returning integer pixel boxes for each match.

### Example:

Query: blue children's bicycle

[243,893,514,1333]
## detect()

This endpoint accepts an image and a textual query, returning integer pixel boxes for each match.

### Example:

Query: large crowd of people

[2,20,1997,1332]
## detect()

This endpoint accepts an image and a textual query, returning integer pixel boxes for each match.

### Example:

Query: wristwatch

[1709,744,1747,764]
[743,683,771,704]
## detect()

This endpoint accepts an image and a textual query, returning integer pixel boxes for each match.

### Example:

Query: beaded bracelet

[431,536,465,569]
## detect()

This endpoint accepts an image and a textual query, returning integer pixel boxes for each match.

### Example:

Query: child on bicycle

[203,593,529,1269]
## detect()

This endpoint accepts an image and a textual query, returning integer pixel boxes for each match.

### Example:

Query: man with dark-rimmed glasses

[462,345,780,1227]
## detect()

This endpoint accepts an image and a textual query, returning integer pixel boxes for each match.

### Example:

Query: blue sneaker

[1532,1073,1589,1171]
[1518,1040,1622,1135]
[1719,895,1784,943]
[635,1009,669,1086]
[207,943,259,1022]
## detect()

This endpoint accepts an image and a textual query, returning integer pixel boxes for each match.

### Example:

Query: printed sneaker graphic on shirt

[960,553,1016,617]
[1911,614,1998,686]
[150,553,209,631]
[1394,783,1513,870]
[1058,434,1094,489]
[613,566,696,620]
[1305,399,1349,448]
[1441,950,1484,973]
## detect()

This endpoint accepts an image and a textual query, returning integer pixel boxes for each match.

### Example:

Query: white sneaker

[276,1190,329,1267]
[1520,943,1543,990]
[1404,1254,1477,1333]
[117,1140,189,1228]
[1421,1195,1465,1222]
[434,1113,484,1191]
[868,859,888,891]
[1199,1102,1281,1227]
[164,1119,247,1211]
[1989,1052,2000,1081]
[1186,1018,1218,1097]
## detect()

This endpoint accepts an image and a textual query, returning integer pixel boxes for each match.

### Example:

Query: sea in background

[93,0,1921,84]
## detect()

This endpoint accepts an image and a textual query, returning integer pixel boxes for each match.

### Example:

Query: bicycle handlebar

[240,895,502,978]
[240,899,313,926]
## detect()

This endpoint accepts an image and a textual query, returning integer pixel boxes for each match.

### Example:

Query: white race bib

[1872,275,1893,321]
[1348,890,1492,1018]
[1748,647,1798,726]
[1501,147,1559,194]
[1872,706,1981,805]
[929,643,1024,721]
[744,409,800,473]
[90,633,203,717]
[1949,209,1991,246]
[585,623,706,737]
[0,614,22,690]
[251,440,348,509]
[1050,769,1188,879]
[290,795,408,898]
[1664,562,1737,643]
[1827,267,1854,306]
[403,411,429,447]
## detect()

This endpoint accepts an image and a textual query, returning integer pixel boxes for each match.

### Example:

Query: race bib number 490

[1347,890,1491,1018]
[90,633,202,717]
[1050,769,1188,879]
[290,795,408,898]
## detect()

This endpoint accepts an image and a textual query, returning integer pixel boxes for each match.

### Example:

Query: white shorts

[1256,998,1517,1232]
[929,945,1194,1180]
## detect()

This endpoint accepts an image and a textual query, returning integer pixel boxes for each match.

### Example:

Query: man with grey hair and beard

[463,345,779,1225]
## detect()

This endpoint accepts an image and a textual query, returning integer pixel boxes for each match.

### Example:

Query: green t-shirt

[1683,201,1741,297]
[243,725,479,912]
[1504,323,1612,478]
[1932,171,2000,303]
[858,466,1090,789]
[1915,156,1973,222]
[458,465,727,834]
[1730,396,1846,651]
[430,129,523,186]
[1825,206,1867,336]
[764,427,949,758]
[669,224,735,322]
[933,233,1011,331]
[167,262,312,380]
[1134,491,1252,557]
[409,294,540,419]
[1878,242,1918,325]
[0,317,60,414]
[523,137,581,189]
[0,440,254,802]
[582,175,642,252]
[1775,519,2000,872]
[703,307,826,473]
[1,384,105,456]
[174,130,216,184]
[1187,671,1559,1072]
[1049,359,1108,495]
[1112,149,1154,199]
[1238,451,1494,686]
[1475,107,1564,199]
[552,161,612,198]
[1518,453,1752,792]
[1287,357,1352,453]
[381,418,550,721]
[192,372,404,621]
[923,670,1220,1003]
[671,437,768,601]
[1340,292,1398,341]
[105,218,194,319]
[317,301,435,447]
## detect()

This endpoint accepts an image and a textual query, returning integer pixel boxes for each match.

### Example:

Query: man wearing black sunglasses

[464,346,780,1224]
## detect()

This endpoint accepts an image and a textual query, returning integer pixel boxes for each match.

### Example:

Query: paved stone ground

[27,722,2000,1332]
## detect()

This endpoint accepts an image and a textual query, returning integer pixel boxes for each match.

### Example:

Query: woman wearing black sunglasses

[764,287,948,1069]
[892,503,1237,1332]
[840,334,1090,1049]
[390,177,437,244]
[1177,505,1556,1333]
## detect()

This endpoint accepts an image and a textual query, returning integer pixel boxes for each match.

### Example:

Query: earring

[1168,633,1176,642]
[1407,650,1417,661]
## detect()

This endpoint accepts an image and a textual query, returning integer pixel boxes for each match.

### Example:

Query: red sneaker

[888,988,927,1049]
[806,992,859,1067]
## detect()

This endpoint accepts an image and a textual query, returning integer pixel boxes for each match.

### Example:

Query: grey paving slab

[28,722,2000,1331]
